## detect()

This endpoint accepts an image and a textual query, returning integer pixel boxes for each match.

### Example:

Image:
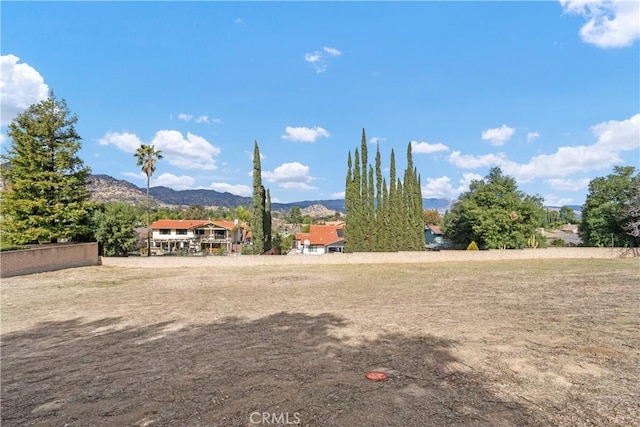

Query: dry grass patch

[1,259,638,426]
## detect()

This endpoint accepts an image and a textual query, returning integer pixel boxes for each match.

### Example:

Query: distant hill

[88,174,161,205]
[87,174,455,214]
[149,186,253,208]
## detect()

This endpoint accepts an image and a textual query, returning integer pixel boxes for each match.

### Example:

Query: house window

[160,229,170,235]
[195,229,205,235]
[214,231,226,239]
[176,229,187,235]
[308,245,318,252]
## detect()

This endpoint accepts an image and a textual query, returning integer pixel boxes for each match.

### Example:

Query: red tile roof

[150,219,210,230]
[427,225,442,235]
[295,225,343,246]
[211,220,237,230]
[150,219,243,231]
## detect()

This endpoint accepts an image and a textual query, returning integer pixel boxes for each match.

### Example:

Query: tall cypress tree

[388,149,400,251]
[352,148,362,252]
[374,145,383,251]
[360,129,371,250]
[264,188,272,252]
[367,165,375,251]
[344,151,355,253]
[252,141,265,254]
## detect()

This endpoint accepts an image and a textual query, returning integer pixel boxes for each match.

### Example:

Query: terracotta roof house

[149,219,244,254]
[294,225,344,255]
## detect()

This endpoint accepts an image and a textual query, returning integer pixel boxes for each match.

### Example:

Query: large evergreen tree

[1,91,92,244]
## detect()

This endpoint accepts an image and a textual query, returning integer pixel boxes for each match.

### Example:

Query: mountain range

[87,174,455,213]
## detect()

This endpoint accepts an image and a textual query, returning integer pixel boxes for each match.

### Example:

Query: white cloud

[410,140,450,154]
[279,182,318,190]
[304,53,321,63]
[543,194,575,206]
[282,126,330,143]
[263,162,317,190]
[235,18,244,25]
[323,46,342,56]
[421,173,483,199]
[331,191,346,198]
[152,173,196,190]
[546,177,591,191]
[448,151,509,169]
[98,132,144,153]
[481,124,516,146]
[560,0,640,48]
[591,113,640,150]
[449,114,640,181]
[151,130,221,170]
[176,113,219,124]
[369,136,386,145]
[527,131,541,143]
[209,182,251,196]
[0,54,49,126]
[121,171,147,181]
[305,46,342,73]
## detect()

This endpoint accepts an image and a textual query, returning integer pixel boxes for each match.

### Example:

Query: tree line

[1,92,638,253]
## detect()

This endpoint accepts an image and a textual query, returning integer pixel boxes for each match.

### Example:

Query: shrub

[466,241,479,250]
[550,238,566,247]
[241,246,252,255]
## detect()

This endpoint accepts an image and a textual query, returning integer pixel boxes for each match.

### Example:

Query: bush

[241,246,252,255]
[550,238,566,247]
[466,241,479,250]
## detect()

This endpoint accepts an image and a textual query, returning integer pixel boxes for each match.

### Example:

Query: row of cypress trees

[344,129,425,252]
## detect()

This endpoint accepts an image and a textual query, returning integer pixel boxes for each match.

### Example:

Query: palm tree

[135,144,163,257]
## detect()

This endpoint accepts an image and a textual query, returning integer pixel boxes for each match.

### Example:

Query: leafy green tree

[135,144,163,256]
[233,205,252,224]
[182,205,212,220]
[580,166,639,247]
[0,91,93,244]
[443,167,544,249]
[423,210,443,226]
[92,203,139,256]
[288,206,302,225]
[559,206,577,224]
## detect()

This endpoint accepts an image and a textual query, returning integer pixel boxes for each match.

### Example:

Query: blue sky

[1,1,638,205]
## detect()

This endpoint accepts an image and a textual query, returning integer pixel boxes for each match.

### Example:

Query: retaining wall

[0,243,101,278]
[100,247,635,269]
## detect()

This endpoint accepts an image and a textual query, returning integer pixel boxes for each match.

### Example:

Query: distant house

[149,219,244,254]
[294,225,344,255]
[425,224,444,245]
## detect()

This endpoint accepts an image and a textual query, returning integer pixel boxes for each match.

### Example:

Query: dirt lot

[1,258,638,426]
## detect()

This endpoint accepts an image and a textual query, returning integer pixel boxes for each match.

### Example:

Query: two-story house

[149,219,244,254]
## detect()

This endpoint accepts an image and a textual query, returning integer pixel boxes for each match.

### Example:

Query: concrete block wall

[0,243,100,278]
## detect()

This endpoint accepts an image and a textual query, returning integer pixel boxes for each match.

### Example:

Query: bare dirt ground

[1,258,638,426]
